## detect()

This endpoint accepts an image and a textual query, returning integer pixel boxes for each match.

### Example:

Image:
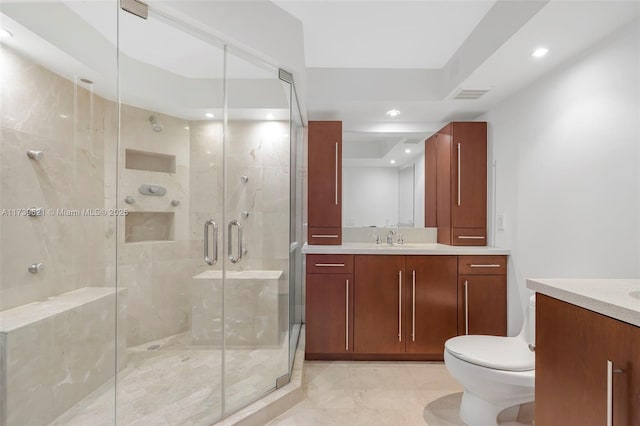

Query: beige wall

[0,46,117,311]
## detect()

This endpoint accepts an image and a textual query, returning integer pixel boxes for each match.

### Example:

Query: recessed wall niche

[125,149,176,173]
[125,212,175,243]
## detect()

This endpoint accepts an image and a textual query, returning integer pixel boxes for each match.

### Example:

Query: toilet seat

[445,335,534,372]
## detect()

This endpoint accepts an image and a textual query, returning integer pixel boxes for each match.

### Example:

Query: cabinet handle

[398,271,402,342]
[457,236,485,240]
[469,264,501,268]
[457,142,461,206]
[311,234,339,238]
[607,360,625,426]
[346,279,349,351]
[412,270,416,342]
[335,142,339,206]
[464,280,469,335]
[314,263,345,267]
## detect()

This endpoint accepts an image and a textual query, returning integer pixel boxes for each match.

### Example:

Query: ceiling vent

[453,89,490,100]
[404,139,423,145]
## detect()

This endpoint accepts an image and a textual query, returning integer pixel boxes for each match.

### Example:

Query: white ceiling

[1,0,638,135]
[275,0,640,134]
[273,0,496,69]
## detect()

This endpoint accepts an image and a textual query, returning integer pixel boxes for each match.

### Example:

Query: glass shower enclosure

[0,1,303,424]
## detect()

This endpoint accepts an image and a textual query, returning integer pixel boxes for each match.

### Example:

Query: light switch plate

[496,214,505,231]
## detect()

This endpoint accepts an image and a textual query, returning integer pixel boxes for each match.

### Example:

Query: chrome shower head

[149,115,163,132]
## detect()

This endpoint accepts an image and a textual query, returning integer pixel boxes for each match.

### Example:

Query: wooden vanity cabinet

[308,121,342,245]
[429,122,487,246]
[425,134,438,227]
[305,254,353,359]
[353,255,458,358]
[457,255,507,336]
[405,256,458,355]
[536,294,640,426]
[354,255,407,354]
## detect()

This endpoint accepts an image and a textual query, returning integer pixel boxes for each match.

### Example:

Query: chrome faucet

[387,230,396,245]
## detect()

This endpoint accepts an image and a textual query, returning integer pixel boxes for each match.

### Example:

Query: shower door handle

[228,219,243,263]
[204,219,218,265]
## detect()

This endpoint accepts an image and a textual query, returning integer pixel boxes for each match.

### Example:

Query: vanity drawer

[309,227,342,245]
[452,228,487,246]
[458,255,507,275]
[307,254,354,274]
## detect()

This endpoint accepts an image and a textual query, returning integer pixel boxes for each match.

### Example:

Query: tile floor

[50,331,289,426]
[269,361,535,426]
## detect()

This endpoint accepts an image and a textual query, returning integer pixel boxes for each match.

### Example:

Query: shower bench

[191,270,285,347]
[0,287,127,426]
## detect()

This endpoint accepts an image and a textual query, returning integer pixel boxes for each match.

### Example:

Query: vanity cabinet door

[457,255,507,336]
[308,121,342,244]
[305,273,353,358]
[536,294,640,426]
[354,255,407,354]
[432,122,487,246]
[405,256,457,355]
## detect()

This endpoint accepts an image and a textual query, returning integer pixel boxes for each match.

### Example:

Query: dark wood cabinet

[306,253,507,360]
[457,255,507,336]
[305,254,353,359]
[425,134,438,227]
[308,121,342,245]
[405,256,458,355]
[536,294,640,426]
[353,255,458,358]
[354,255,407,354]
[428,122,487,246]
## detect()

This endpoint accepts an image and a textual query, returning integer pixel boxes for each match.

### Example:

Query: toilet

[444,295,536,426]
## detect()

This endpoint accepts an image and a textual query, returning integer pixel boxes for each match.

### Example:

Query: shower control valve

[26,150,44,160]
[28,263,45,273]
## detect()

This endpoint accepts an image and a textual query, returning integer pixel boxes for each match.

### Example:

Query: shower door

[116,7,227,424]
[222,47,292,415]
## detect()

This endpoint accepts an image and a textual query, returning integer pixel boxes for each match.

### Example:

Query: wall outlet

[496,214,505,231]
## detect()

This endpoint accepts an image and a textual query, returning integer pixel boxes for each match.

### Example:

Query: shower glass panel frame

[0,1,301,424]
[222,45,292,415]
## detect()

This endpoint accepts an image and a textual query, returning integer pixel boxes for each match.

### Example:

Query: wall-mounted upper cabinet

[308,121,343,245]
[426,122,487,246]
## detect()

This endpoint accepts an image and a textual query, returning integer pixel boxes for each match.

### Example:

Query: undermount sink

[629,291,640,301]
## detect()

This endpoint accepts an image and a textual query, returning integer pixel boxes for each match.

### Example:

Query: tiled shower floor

[50,331,289,426]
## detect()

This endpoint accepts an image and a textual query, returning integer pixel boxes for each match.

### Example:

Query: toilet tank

[523,294,536,346]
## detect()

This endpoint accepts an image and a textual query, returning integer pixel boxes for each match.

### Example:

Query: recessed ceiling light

[205,113,214,118]
[0,29,13,38]
[404,148,411,154]
[266,113,275,120]
[386,109,401,117]
[390,160,396,164]
[184,126,190,130]
[59,114,68,119]
[531,47,549,58]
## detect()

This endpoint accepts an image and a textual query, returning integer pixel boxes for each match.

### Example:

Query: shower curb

[214,326,306,426]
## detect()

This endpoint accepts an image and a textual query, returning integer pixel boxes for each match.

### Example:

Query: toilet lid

[445,335,535,371]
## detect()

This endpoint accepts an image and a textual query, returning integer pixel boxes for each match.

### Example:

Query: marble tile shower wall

[189,121,291,346]
[189,120,290,276]
[117,105,194,346]
[0,46,117,311]
[0,46,291,349]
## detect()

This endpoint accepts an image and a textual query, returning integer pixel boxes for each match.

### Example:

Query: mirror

[342,131,429,228]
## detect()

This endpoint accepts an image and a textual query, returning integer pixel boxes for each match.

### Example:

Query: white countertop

[302,242,510,255]
[527,278,640,327]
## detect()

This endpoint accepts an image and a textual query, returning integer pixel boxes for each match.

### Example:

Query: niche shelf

[125,212,175,243]
[125,149,176,173]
